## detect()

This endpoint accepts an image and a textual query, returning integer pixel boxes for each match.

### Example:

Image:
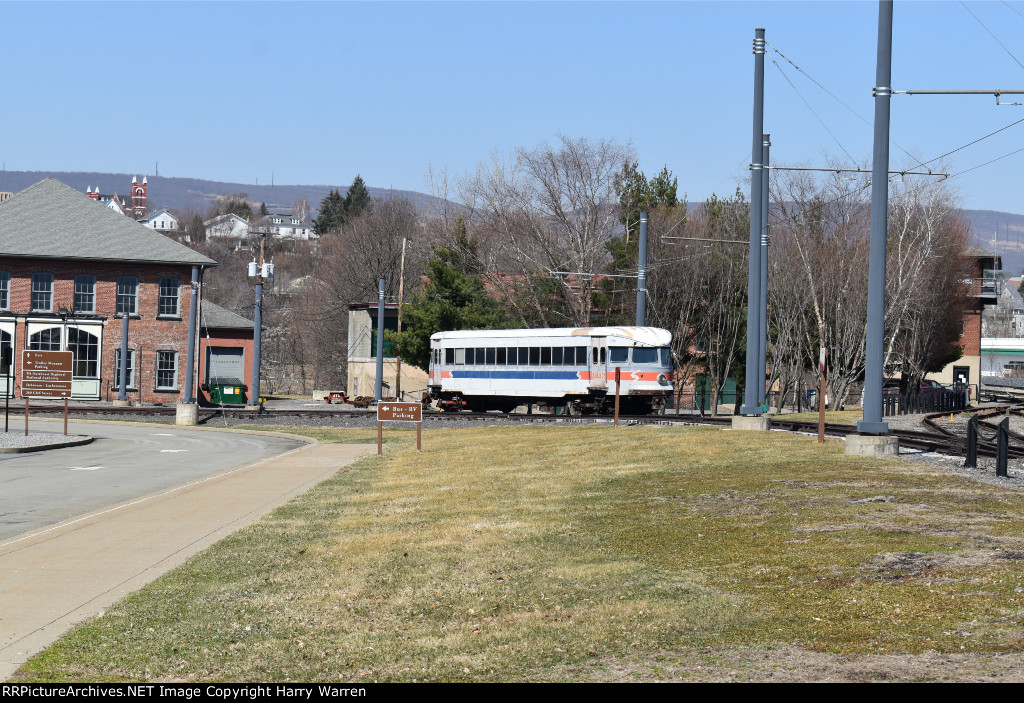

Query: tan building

[346,302,427,401]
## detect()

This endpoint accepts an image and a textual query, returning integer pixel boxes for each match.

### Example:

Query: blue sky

[4,1,1024,213]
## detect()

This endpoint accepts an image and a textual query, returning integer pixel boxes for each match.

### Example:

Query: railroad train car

[427,326,673,415]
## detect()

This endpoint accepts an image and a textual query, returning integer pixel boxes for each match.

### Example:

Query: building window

[156,351,178,389]
[31,273,53,312]
[29,327,61,351]
[0,271,9,310]
[74,275,96,314]
[113,348,136,388]
[158,278,180,317]
[67,327,99,377]
[117,276,138,315]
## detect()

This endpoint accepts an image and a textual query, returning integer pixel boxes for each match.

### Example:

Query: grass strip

[14,425,1024,682]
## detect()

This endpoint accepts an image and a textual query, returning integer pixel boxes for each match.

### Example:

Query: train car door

[429,341,442,386]
[588,336,607,389]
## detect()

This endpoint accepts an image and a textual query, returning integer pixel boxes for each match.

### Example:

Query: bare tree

[460,136,635,326]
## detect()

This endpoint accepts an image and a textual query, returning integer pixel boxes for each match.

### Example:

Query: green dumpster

[203,377,248,405]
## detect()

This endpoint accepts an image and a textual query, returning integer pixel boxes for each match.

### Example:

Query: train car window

[497,348,507,365]
[609,347,628,363]
[633,348,658,364]
[507,347,517,365]
[464,348,474,365]
[454,348,465,365]
[445,348,454,364]
[660,347,672,365]
[576,347,588,365]
[486,348,496,365]
[552,347,563,365]
[529,347,541,365]
[592,348,598,364]
[477,348,486,364]
[540,347,551,365]
[600,348,606,364]
[518,347,529,365]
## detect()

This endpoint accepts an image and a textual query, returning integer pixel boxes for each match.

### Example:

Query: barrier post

[997,417,1009,478]
[965,415,978,469]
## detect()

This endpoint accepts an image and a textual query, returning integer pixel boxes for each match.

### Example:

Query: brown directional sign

[377,401,422,422]
[22,350,73,398]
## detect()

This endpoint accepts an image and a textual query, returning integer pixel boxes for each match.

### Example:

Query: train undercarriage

[431,390,669,416]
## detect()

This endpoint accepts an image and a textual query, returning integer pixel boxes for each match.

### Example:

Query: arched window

[67,327,99,378]
[29,328,61,352]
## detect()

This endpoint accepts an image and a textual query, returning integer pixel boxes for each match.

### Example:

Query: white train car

[427,326,673,415]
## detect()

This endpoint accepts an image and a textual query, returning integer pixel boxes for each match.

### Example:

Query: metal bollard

[965,415,978,469]
[997,417,1009,478]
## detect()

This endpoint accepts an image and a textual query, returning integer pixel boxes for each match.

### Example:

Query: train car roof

[430,326,671,346]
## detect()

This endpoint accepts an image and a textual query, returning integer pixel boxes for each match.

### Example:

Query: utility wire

[961,0,1024,73]
[1001,0,1024,21]
[766,41,917,163]
[768,53,858,165]
[914,117,1024,169]
[950,146,1024,177]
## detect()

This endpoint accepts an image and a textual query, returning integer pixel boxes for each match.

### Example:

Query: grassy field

[13,424,1024,682]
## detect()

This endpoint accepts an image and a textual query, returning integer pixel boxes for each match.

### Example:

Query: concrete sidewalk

[0,439,373,681]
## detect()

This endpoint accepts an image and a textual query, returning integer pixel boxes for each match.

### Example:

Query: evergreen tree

[259,202,269,217]
[393,234,511,370]
[343,175,371,221]
[313,189,345,235]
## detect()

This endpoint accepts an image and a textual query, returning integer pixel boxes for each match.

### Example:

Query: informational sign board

[376,401,423,455]
[22,350,73,399]
[377,401,422,422]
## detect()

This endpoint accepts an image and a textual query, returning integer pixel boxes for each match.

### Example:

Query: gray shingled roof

[0,178,216,266]
[201,301,254,330]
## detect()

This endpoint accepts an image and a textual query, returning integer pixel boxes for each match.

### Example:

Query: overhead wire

[960,0,1024,73]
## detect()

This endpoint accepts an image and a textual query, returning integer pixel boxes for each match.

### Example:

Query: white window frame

[156,350,179,390]
[117,276,139,316]
[31,273,53,312]
[74,274,96,314]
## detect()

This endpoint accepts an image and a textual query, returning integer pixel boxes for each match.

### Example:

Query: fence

[881,388,968,417]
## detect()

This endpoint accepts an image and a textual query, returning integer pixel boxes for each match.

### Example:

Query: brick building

[927,245,1001,395]
[0,178,232,404]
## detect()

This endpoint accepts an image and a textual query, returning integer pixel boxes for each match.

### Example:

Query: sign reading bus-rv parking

[376,401,422,455]
[21,350,73,436]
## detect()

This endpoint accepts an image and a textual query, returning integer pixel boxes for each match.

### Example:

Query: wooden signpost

[22,350,73,436]
[376,401,423,455]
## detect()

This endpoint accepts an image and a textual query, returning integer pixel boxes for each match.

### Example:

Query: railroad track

[20,402,1024,461]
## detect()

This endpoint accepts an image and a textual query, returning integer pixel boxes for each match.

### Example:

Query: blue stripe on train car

[450,370,582,381]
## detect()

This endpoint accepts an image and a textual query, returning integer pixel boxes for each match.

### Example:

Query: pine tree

[343,175,371,220]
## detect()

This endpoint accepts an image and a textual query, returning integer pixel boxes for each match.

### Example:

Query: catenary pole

[117,311,129,401]
[183,266,199,403]
[858,0,893,435]
[758,134,770,410]
[636,212,648,326]
[742,27,766,416]
[250,238,264,407]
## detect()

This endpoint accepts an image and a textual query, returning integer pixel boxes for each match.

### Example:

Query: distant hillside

[963,209,1024,277]
[0,170,441,216]
[2,170,1021,274]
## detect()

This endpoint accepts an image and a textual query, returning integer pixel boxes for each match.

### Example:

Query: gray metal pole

[636,211,648,326]
[375,278,385,402]
[183,266,199,403]
[758,134,770,410]
[742,27,766,416]
[858,0,893,436]
[117,312,129,401]
[251,281,262,405]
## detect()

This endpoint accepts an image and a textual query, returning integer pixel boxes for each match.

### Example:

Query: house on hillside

[0,178,252,405]
[204,213,251,245]
[138,208,180,233]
